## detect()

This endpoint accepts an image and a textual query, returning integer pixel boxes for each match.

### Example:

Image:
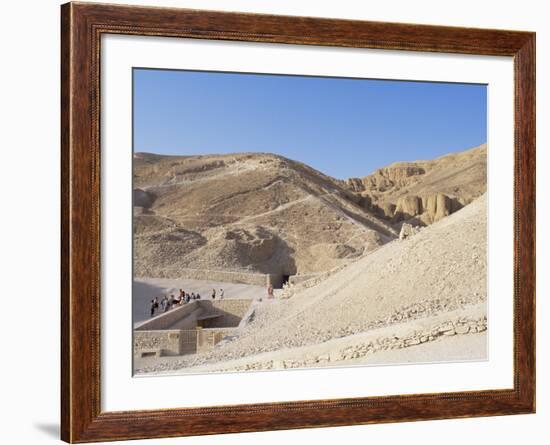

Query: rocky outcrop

[362,165,426,192]
[423,192,452,223]
[377,202,396,219]
[343,144,486,227]
[133,145,485,279]
[394,195,423,220]
[347,165,425,194]
[367,191,458,225]
[399,223,421,240]
[346,177,366,193]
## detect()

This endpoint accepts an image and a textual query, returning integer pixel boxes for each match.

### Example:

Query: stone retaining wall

[197,300,253,328]
[281,264,348,298]
[135,302,200,331]
[209,299,252,317]
[134,327,239,357]
[288,274,320,286]
[134,329,198,357]
[196,328,235,353]
[175,267,276,287]
[134,299,254,357]
[209,315,488,372]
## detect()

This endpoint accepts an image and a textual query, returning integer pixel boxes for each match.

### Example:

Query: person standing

[150,297,159,317]
[211,289,216,300]
[161,295,169,312]
[168,294,176,309]
[220,288,224,299]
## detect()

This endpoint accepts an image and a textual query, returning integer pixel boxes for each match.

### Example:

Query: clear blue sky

[133,68,486,179]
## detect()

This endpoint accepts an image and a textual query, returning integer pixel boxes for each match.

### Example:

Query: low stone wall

[280,265,349,298]
[210,315,488,372]
[176,267,274,287]
[134,327,239,357]
[134,329,198,357]
[136,299,253,330]
[209,299,252,317]
[196,328,235,353]
[134,299,254,357]
[197,299,253,328]
[135,301,201,331]
[288,274,320,286]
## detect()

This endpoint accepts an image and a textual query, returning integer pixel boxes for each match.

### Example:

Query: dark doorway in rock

[282,274,290,286]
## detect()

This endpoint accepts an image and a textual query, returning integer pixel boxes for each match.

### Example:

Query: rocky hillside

[343,144,486,225]
[139,193,487,372]
[133,152,397,278]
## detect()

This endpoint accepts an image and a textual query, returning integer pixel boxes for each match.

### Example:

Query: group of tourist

[149,287,225,317]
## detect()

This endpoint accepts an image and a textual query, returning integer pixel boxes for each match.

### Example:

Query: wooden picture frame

[61,2,535,442]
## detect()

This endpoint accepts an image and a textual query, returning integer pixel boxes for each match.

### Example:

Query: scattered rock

[399,223,421,240]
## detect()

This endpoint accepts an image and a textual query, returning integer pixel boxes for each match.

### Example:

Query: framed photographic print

[61,2,535,442]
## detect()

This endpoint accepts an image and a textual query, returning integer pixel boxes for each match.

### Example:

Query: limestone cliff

[344,144,486,226]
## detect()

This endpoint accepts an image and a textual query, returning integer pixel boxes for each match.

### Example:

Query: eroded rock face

[362,165,426,192]
[369,192,454,224]
[346,165,425,195]
[394,195,423,221]
[423,193,452,223]
[342,144,486,227]
[221,227,279,264]
[377,202,396,219]
[346,177,366,193]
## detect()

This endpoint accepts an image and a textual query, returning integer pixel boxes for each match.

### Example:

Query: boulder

[399,223,421,240]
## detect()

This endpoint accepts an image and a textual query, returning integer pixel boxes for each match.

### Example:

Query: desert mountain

[343,144,487,225]
[133,152,397,278]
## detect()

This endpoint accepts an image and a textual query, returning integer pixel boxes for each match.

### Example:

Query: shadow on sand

[133,279,172,324]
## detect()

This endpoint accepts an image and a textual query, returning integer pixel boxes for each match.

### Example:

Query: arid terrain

[344,143,487,225]
[133,151,397,279]
[134,144,485,277]
[133,144,487,375]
